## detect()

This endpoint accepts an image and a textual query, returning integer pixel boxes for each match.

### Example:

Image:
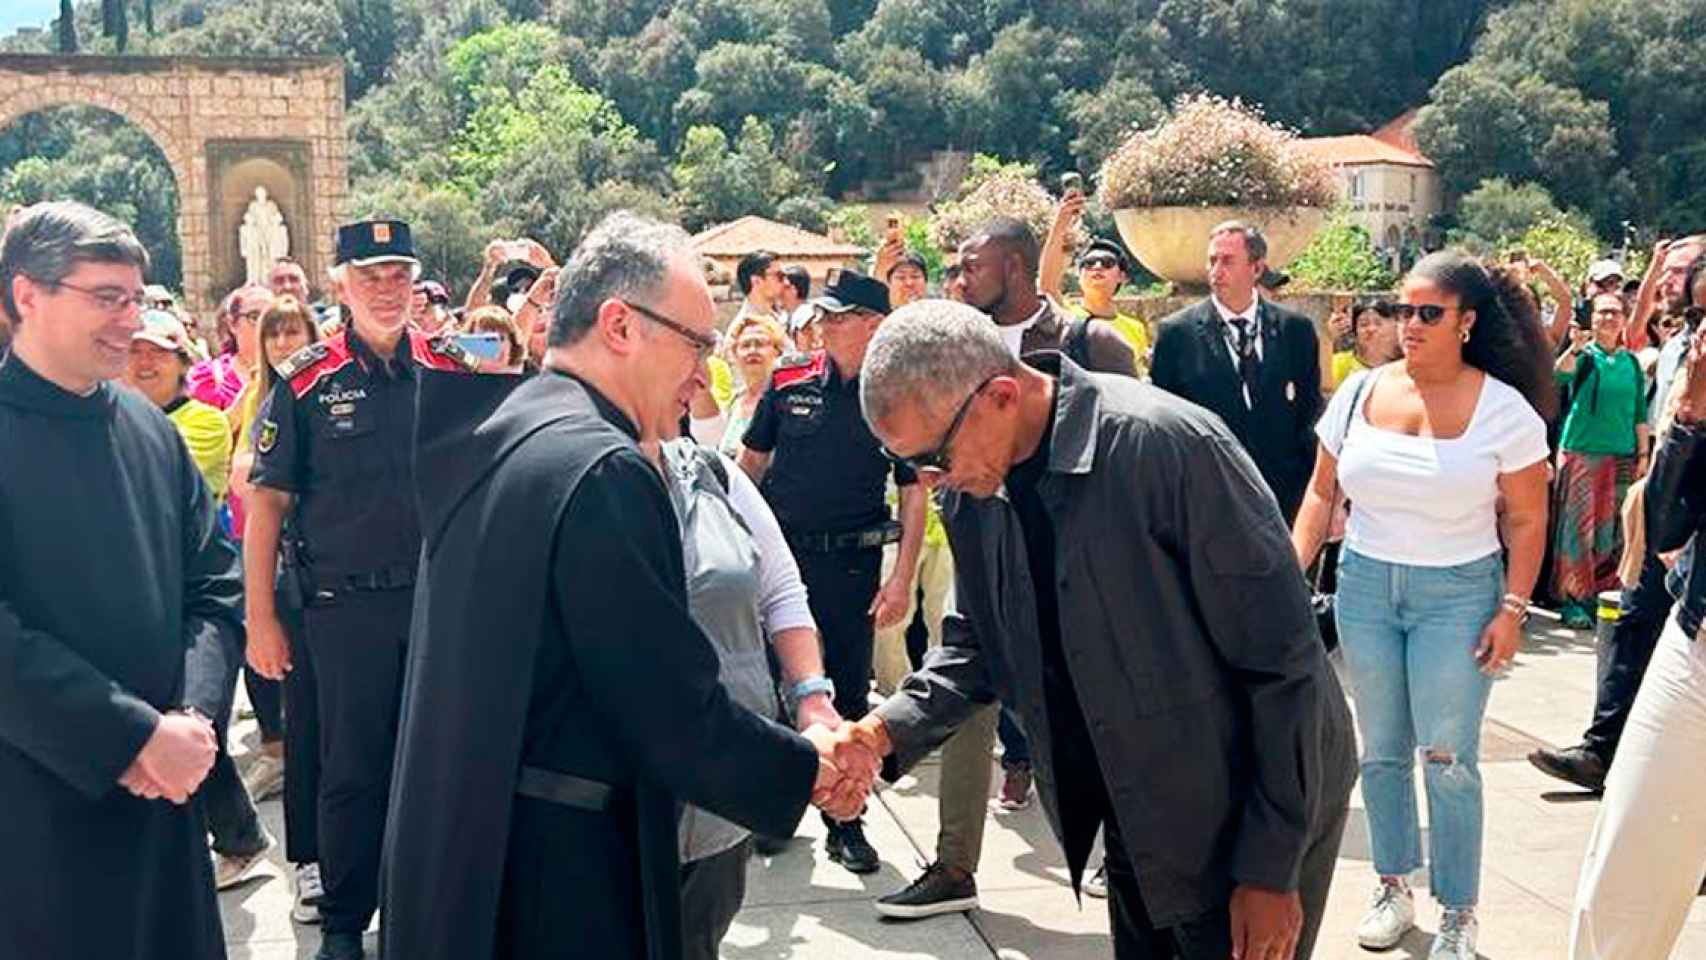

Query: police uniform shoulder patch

[257,419,279,454]
[772,350,827,391]
[413,331,480,373]
[275,341,329,380]
[288,333,354,398]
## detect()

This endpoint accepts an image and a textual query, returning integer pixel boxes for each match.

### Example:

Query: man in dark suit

[1151,221,1323,522]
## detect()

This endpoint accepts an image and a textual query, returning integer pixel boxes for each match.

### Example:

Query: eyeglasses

[1079,255,1121,271]
[623,300,722,359]
[44,278,148,313]
[1389,303,1457,325]
[882,375,996,472]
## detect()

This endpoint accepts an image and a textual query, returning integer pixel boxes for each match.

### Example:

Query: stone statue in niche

[239,186,289,284]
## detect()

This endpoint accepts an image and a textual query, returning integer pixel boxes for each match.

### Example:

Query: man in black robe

[0,203,244,958]
[383,211,863,960]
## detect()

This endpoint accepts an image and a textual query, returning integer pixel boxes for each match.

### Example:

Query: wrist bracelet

[789,676,835,709]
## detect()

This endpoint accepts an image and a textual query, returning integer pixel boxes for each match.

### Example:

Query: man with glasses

[244,219,478,960]
[738,269,927,875]
[383,210,844,960]
[0,200,243,959]
[841,299,1356,960]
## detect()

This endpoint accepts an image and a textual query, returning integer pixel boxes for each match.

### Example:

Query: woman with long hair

[1551,293,1650,628]
[227,295,325,924]
[1293,250,1553,959]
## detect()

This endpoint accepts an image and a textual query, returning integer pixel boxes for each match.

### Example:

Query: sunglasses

[1389,303,1458,324]
[1079,254,1121,271]
[882,375,995,472]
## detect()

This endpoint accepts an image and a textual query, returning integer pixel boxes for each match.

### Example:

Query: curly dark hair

[1407,250,1558,422]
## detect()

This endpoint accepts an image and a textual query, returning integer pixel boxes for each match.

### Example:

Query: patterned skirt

[1552,451,1636,604]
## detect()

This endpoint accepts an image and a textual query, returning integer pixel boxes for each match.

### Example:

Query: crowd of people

[2,188,1704,960]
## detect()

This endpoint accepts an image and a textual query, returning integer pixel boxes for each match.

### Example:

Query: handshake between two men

[799,716,893,821]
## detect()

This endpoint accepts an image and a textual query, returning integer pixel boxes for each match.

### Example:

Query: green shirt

[1557,343,1647,456]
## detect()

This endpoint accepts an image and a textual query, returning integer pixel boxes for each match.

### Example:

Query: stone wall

[0,55,348,318]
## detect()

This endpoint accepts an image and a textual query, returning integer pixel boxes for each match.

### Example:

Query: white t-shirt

[1319,368,1548,567]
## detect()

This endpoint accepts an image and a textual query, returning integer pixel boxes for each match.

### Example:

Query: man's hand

[869,573,912,629]
[483,239,507,269]
[530,266,561,308]
[1648,239,1672,280]
[803,723,879,820]
[873,237,906,285]
[1228,884,1302,960]
[130,712,219,805]
[520,238,557,269]
[118,762,164,800]
[247,611,292,679]
[1568,325,1593,351]
[794,692,841,733]
[1475,608,1522,674]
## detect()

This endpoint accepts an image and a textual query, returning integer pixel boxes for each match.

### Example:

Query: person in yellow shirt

[124,310,232,501]
[1040,191,1150,376]
[1325,298,1401,393]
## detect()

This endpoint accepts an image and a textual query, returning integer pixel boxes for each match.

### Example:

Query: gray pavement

[219,614,1706,958]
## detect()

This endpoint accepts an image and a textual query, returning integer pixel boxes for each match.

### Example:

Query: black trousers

[303,587,411,935]
[680,839,752,960]
[1102,781,1346,960]
[282,602,321,864]
[794,546,882,724]
[184,605,267,859]
[244,668,285,743]
[1582,549,1674,761]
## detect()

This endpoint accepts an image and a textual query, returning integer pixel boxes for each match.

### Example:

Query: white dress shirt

[1213,294,1265,407]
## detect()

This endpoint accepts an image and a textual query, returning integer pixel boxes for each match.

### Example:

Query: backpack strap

[694,444,730,493]
[1062,314,1093,368]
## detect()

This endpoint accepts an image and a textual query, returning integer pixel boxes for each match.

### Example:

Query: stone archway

[0,54,349,317]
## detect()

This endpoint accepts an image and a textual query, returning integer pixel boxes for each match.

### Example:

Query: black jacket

[1150,298,1323,520]
[1647,420,1706,637]
[382,369,817,960]
[873,357,1355,926]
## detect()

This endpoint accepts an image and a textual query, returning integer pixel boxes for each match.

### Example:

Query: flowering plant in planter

[1096,96,1338,285]
[1097,95,1338,210]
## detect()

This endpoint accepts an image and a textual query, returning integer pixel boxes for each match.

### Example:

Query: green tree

[675,42,806,135]
[1286,212,1397,292]
[57,0,77,52]
[349,179,488,294]
[1064,75,1165,174]
[342,0,398,98]
[672,117,803,231]
[1451,177,1587,248]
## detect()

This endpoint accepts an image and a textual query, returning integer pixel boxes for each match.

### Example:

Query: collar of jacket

[1023,352,1100,477]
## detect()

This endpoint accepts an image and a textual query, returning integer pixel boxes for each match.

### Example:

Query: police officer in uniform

[738,269,926,874]
[243,220,476,960]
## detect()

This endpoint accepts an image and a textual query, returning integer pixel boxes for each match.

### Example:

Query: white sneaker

[1429,908,1478,959]
[241,752,286,802]
[213,832,273,891]
[291,863,324,924]
[1082,863,1108,899]
[1355,879,1416,949]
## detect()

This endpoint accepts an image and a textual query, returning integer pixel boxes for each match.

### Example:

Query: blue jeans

[1336,548,1501,908]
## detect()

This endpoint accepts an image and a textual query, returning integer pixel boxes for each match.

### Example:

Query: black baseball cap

[335,219,419,270]
[812,269,890,315]
[1077,237,1129,271]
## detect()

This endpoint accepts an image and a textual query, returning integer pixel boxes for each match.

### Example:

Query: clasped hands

[117,710,219,804]
[802,717,889,821]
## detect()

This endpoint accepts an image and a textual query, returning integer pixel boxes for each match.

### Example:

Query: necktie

[1230,316,1261,406]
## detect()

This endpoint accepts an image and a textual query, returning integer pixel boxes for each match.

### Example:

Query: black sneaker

[875,862,979,919]
[825,820,879,874]
[314,930,365,960]
[1527,745,1607,793]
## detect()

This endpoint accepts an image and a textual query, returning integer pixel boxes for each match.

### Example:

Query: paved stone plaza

[219,615,1706,959]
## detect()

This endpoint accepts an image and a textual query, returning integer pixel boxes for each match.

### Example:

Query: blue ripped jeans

[1336,548,1502,908]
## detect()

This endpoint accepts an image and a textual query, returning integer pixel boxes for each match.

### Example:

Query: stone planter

[1113,206,1328,287]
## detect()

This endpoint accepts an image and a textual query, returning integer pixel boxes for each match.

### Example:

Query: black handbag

[1310,374,1370,652]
